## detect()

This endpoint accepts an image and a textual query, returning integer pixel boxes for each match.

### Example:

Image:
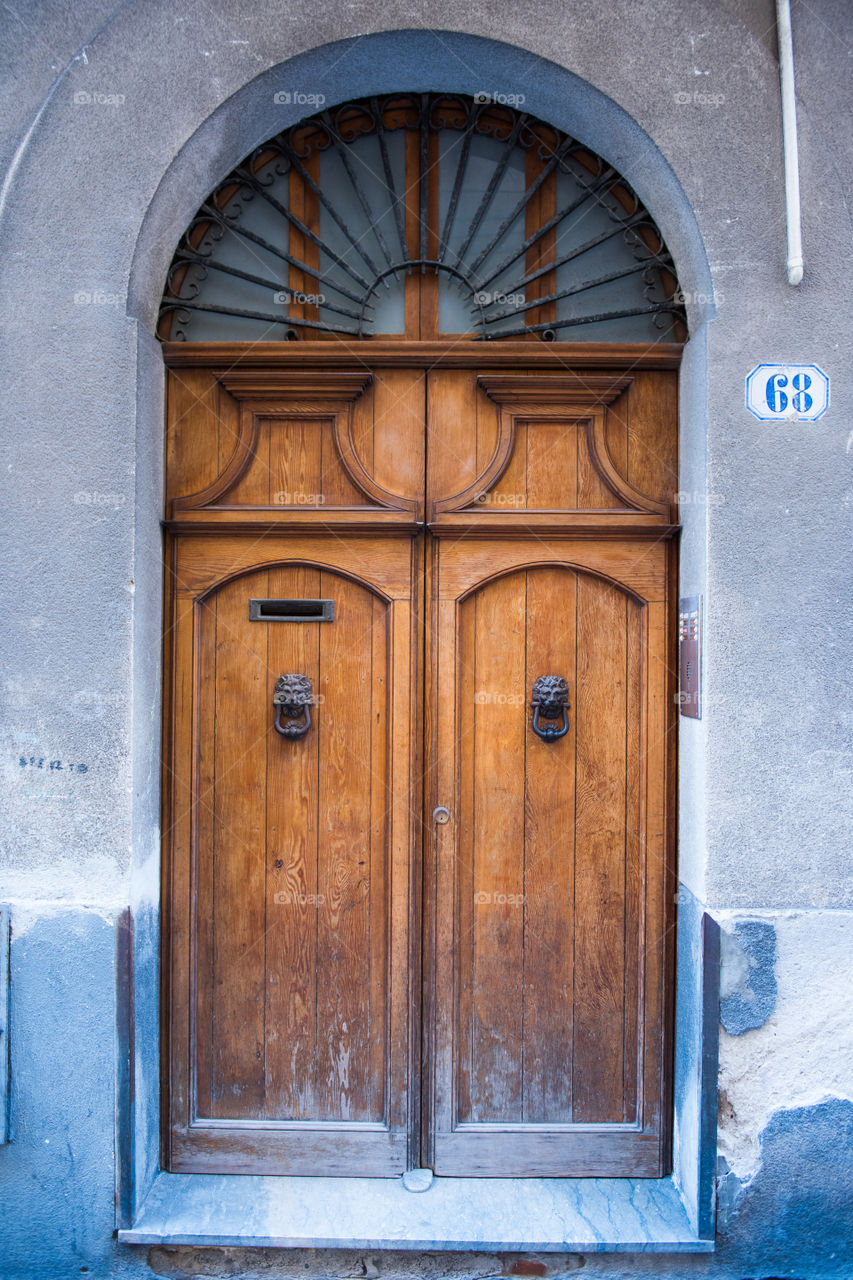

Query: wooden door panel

[263,567,322,1121]
[197,568,268,1119]
[433,538,667,603]
[521,568,578,1123]
[225,417,369,507]
[164,351,677,1180]
[173,534,417,601]
[426,369,499,508]
[428,546,671,1176]
[167,546,418,1174]
[358,369,427,506]
[166,369,426,525]
[198,564,385,1124]
[458,571,527,1123]
[572,573,640,1123]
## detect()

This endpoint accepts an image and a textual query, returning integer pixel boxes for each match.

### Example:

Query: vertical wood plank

[263,566,321,1119]
[474,376,499,477]
[578,417,622,509]
[573,573,627,1121]
[367,590,390,1122]
[525,136,556,332]
[604,385,629,483]
[488,418,527,509]
[524,420,580,508]
[622,597,643,1122]
[370,369,426,507]
[288,150,319,328]
[216,382,241,477]
[455,586,477,1124]
[165,370,221,507]
[193,594,218,1117]
[209,571,269,1117]
[315,573,383,1120]
[626,371,679,508]
[522,567,577,1122]
[322,418,372,506]
[166,586,198,1139]
[224,417,271,505]
[420,129,440,338]
[642,597,671,1141]
[267,419,321,509]
[467,572,526,1121]
[427,370,481,508]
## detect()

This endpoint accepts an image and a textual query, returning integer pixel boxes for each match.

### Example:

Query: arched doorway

[160,93,682,1179]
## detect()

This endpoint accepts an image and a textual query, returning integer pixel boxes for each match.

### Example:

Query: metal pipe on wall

[777,0,804,285]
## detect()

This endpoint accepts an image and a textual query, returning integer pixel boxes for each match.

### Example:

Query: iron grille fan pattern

[159,93,686,342]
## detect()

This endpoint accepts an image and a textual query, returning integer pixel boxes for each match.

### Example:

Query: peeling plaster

[719,919,777,1034]
[0,896,122,938]
[717,912,853,1180]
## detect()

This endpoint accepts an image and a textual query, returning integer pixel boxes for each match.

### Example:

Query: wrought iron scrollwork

[158,93,686,342]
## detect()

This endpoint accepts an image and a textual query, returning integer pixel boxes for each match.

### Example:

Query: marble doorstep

[118,1173,714,1252]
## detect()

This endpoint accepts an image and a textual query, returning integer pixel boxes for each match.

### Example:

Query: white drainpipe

[776,0,804,285]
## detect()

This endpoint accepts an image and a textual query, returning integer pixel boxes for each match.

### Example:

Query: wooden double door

[163,346,678,1179]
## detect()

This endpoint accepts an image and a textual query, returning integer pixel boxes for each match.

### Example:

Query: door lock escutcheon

[433,806,451,825]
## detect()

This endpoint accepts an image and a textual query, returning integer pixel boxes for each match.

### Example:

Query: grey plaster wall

[1,3,852,1278]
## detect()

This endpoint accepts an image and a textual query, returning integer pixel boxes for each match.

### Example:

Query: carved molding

[428,374,669,520]
[216,370,373,403]
[476,373,633,409]
[171,370,417,517]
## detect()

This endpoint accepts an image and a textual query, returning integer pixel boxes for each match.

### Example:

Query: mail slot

[249,598,335,622]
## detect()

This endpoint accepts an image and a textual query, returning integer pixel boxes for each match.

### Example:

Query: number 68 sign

[746,364,829,421]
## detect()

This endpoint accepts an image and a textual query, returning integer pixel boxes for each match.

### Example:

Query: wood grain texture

[427,539,671,1175]
[165,369,227,508]
[164,356,677,1178]
[465,572,526,1122]
[163,342,683,369]
[264,566,321,1121]
[572,574,629,1122]
[168,546,416,1174]
[522,568,577,1123]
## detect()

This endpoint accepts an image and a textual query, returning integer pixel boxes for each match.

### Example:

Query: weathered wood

[167,539,417,1173]
[264,565,321,1120]
[522,567,577,1123]
[164,356,677,1178]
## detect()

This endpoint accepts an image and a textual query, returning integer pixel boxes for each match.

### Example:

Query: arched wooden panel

[453,565,643,1126]
[194,563,388,1123]
[426,546,672,1177]
[166,543,420,1175]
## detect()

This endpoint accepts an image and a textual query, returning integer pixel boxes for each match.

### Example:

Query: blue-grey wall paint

[717,1098,853,1278]
[0,914,117,1278]
[719,920,777,1035]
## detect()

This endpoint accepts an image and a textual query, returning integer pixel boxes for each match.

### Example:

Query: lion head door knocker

[530,675,570,742]
[273,674,314,740]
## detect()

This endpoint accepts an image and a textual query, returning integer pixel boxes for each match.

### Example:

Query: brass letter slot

[249,599,335,622]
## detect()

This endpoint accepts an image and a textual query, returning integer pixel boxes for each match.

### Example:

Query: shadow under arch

[127,29,714,338]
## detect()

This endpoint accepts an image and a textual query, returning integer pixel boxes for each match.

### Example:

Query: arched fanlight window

[159,94,686,342]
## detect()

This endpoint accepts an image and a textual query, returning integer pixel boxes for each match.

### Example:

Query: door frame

[156,339,683,1181]
[115,335,720,1244]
